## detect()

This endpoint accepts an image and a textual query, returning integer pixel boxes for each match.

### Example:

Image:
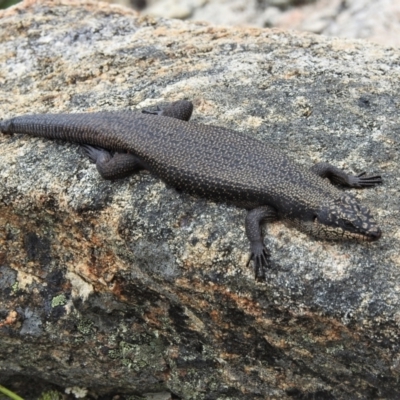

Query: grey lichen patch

[64,387,88,399]
[138,394,172,400]
[20,308,43,337]
[130,240,180,281]
[0,266,17,290]
[112,339,166,372]
[76,317,95,336]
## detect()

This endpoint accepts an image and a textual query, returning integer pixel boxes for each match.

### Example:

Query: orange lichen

[0,310,18,327]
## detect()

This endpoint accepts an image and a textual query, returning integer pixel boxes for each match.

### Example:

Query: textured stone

[144,0,400,47]
[0,0,399,398]
[276,0,400,48]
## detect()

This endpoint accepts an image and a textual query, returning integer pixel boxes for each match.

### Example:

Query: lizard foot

[347,172,382,188]
[81,145,111,164]
[246,242,271,281]
[0,120,13,135]
[142,105,162,116]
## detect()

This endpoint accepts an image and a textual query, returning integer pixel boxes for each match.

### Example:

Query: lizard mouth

[345,225,382,242]
[312,217,382,242]
[365,228,382,242]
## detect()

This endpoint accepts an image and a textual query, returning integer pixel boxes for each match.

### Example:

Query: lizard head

[311,193,381,241]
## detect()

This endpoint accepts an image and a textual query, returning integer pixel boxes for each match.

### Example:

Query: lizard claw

[246,242,271,281]
[81,145,111,164]
[142,105,162,116]
[348,172,382,188]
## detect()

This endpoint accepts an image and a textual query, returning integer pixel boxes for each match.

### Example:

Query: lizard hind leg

[142,100,193,121]
[81,145,144,180]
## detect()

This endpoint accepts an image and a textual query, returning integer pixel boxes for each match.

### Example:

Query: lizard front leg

[310,162,382,188]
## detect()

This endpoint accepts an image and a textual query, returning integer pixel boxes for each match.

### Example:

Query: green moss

[11,282,18,293]
[0,0,22,10]
[38,390,63,400]
[51,294,66,308]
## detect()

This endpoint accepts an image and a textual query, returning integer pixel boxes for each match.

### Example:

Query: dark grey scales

[0,100,382,280]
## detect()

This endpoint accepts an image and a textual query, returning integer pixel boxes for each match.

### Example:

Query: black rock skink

[0,100,382,280]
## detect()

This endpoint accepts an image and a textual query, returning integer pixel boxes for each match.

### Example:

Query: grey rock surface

[143,0,314,28]
[142,0,400,47]
[0,0,399,398]
[276,0,400,48]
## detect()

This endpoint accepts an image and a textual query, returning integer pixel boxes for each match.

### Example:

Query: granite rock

[276,0,400,48]
[143,0,400,48]
[0,0,399,398]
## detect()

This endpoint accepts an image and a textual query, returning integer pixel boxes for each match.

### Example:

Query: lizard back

[2,111,340,214]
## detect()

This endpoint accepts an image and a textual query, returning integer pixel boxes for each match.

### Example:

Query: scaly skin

[0,100,382,280]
